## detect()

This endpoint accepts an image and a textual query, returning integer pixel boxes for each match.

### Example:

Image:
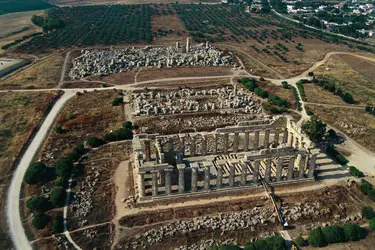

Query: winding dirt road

[6,50,375,250]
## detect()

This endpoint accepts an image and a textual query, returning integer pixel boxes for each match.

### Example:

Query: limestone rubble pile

[69,45,235,79]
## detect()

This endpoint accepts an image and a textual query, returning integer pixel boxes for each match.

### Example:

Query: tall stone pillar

[156,137,163,152]
[254,130,260,149]
[201,133,207,156]
[190,134,196,156]
[178,164,185,193]
[186,37,190,53]
[223,133,229,154]
[274,128,280,147]
[138,172,145,197]
[151,170,159,196]
[243,131,250,152]
[299,138,304,149]
[241,162,248,185]
[253,160,260,184]
[229,161,236,187]
[144,139,151,161]
[179,134,185,156]
[282,128,288,144]
[264,158,272,184]
[204,162,211,191]
[216,163,224,188]
[164,168,173,195]
[167,136,173,152]
[191,163,198,192]
[308,154,317,178]
[298,155,306,179]
[233,132,239,153]
[212,133,218,155]
[276,158,283,181]
[264,129,270,149]
[287,156,296,180]
[294,137,299,149]
[288,132,294,148]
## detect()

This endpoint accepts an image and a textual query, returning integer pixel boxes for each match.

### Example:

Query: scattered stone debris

[69,44,235,79]
[176,238,238,250]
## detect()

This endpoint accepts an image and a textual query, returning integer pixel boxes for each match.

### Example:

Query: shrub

[322,225,346,243]
[66,143,85,162]
[362,206,375,220]
[26,196,52,213]
[24,162,48,185]
[342,92,354,104]
[326,145,348,165]
[281,81,288,89]
[291,86,302,111]
[296,81,306,98]
[52,214,64,233]
[254,87,268,98]
[32,214,51,230]
[87,137,105,148]
[293,236,307,247]
[328,129,336,137]
[55,176,69,188]
[259,77,265,81]
[112,97,123,106]
[122,121,133,129]
[369,189,375,202]
[343,224,366,241]
[308,72,314,77]
[50,187,67,207]
[360,179,373,195]
[370,217,375,231]
[104,132,117,142]
[308,227,327,247]
[244,236,287,250]
[349,166,364,178]
[54,158,73,177]
[55,125,63,134]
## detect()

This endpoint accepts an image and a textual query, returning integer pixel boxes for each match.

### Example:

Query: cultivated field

[0,91,60,249]
[1,55,63,89]
[0,0,53,14]
[50,0,219,6]
[313,55,375,105]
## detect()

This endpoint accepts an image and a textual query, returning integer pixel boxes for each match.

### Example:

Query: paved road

[6,50,375,250]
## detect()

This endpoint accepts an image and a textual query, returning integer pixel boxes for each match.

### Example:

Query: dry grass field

[39,90,124,165]
[314,55,375,105]
[306,105,375,152]
[1,55,63,89]
[0,91,59,249]
[304,84,349,105]
[50,0,219,6]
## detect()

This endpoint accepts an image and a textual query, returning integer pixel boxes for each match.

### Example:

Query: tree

[122,121,133,129]
[24,162,48,185]
[328,129,336,137]
[370,218,375,231]
[113,128,133,140]
[369,189,375,202]
[26,196,52,213]
[362,206,375,220]
[308,72,314,77]
[52,214,64,233]
[349,166,364,177]
[293,236,307,247]
[302,116,327,142]
[32,214,51,230]
[54,158,73,177]
[50,187,67,207]
[104,132,117,142]
[322,225,346,243]
[112,97,123,106]
[308,227,327,247]
[281,81,288,89]
[66,143,85,162]
[360,180,373,195]
[343,224,366,241]
[215,245,242,250]
[342,92,354,104]
[259,76,265,81]
[87,137,105,148]
[244,236,287,250]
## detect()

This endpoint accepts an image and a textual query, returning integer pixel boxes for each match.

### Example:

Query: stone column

[253,160,260,184]
[223,133,229,154]
[201,133,207,156]
[191,163,198,192]
[308,154,317,178]
[229,162,236,187]
[144,139,151,161]
[164,168,173,195]
[178,164,185,193]
[254,130,260,149]
[287,156,296,180]
[243,131,250,152]
[294,137,299,149]
[190,134,196,156]
[264,158,272,184]
[204,163,211,191]
[212,133,218,155]
[216,164,223,188]
[288,132,294,148]
[276,158,283,182]
[233,132,239,153]
[138,172,145,197]
[167,136,173,152]
[299,138,304,149]
[151,170,159,196]
[298,155,306,179]
[264,129,270,149]
[241,162,248,185]
[156,137,163,152]
[179,135,185,156]
[282,128,288,144]
[274,128,280,147]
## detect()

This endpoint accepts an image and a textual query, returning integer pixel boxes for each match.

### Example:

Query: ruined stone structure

[133,116,318,201]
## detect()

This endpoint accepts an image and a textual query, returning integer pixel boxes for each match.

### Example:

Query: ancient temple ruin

[133,116,318,201]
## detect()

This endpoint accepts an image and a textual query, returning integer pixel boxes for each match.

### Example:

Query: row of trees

[313,77,355,104]
[31,15,65,33]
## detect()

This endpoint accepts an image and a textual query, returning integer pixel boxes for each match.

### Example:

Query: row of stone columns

[138,153,317,197]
